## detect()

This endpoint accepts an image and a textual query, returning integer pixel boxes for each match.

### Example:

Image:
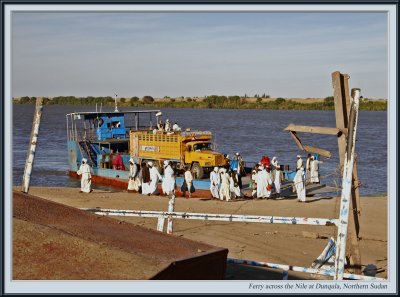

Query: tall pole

[114,94,119,112]
[22,97,43,193]
[334,88,361,280]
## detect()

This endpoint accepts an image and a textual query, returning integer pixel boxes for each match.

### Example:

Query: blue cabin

[94,113,127,140]
[66,109,161,171]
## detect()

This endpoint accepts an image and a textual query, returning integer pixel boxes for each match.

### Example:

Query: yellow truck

[129,130,228,179]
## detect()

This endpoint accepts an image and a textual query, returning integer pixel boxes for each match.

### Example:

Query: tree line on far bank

[13,95,387,111]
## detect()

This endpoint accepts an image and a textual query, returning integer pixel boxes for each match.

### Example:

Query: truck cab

[185,141,226,178]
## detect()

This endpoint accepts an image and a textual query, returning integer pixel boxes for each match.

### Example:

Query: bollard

[166,192,176,234]
[22,97,43,193]
[157,215,165,232]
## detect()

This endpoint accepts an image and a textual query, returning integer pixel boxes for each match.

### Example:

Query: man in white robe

[219,168,231,201]
[77,158,92,193]
[172,122,181,132]
[251,166,258,198]
[274,164,282,198]
[128,158,140,191]
[148,161,162,195]
[305,153,312,183]
[265,167,273,198]
[141,161,151,195]
[165,119,171,132]
[294,167,306,202]
[229,170,242,199]
[310,156,323,184]
[296,155,304,171]
[162,160,175,195]
[257,166,272,199]
[271,156,278,181]
[182,166,194,198]
[210,167,220,199]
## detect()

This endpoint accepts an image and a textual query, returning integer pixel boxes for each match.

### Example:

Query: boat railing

[83,128,97,142]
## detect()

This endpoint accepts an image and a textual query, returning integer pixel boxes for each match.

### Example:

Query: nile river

[12,105,387,196]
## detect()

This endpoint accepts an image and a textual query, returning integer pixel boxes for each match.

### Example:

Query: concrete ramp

[13,191,228,280]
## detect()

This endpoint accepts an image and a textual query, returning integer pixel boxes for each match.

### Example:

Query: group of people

[100,149,125,170]
[127,159,176,196]
[128,158,197,198]
[209,153,245,202]
[305,153,323,184]
[250,156,282,200]
[156,118,182,133]
[77,151,323,204]
[293,153,323,202]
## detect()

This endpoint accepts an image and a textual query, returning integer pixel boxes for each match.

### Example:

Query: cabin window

[112,121,121,128]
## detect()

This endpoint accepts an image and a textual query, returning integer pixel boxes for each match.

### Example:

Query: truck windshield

[193,143,212,151]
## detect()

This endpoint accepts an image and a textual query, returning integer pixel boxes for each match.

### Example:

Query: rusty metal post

[334,88,361,280]
[22,97,43,193]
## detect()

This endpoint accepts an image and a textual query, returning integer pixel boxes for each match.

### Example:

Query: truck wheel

[191,163,204,179]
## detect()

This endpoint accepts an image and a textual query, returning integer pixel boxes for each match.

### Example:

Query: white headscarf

[147,161,153,167]
[214,167,218,172]
[164,160,170,166]
[82,158,87,164]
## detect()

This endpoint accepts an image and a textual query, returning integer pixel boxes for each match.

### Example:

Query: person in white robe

[274,163,282,198]
[257,165,272,199]
[148,161,162,195]
[229,170,242,199]
[271,156,278,181]
[165,119,171,132]
[305,153,312,183]
[251,166,258,198]
[219,168,231,201]
[265,167,273,198]
[296,155,304,171]
[310,156,323,184]
[210,167,220,199]
[293,167,306,202]
[172,122,181,132]
[162,160,175,195]
[140,161,151,195]
[181,166,194,198]
[127,158,141,191]
[77,158,92,193]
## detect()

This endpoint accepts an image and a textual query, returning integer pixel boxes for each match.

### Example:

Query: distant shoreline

[13,95,387,111]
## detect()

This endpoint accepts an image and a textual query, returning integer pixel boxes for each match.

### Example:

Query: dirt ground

[14,186,388,280]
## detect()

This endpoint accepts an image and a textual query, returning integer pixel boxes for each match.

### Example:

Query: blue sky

[12,12,388,98]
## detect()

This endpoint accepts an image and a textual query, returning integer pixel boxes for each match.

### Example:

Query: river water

[12,105,387,196]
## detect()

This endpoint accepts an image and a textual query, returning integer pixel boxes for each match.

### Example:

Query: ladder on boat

[79,140,98,167]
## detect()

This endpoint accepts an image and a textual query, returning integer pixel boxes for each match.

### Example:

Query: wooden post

[22,97,43,193]
[332,71,361,275]
[334,88,361,280]
[332,71,350,171]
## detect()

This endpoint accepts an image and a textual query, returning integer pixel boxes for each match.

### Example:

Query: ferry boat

[66,106,306,198]
[66,108,226,197]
